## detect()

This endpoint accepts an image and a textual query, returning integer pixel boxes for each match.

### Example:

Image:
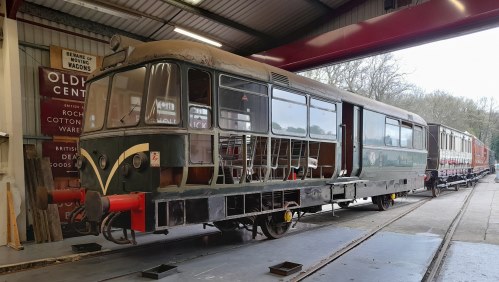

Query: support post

[0,1,27,245]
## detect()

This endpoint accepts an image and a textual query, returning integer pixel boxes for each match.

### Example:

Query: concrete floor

[437,176,499,282]
[1,175,498,281]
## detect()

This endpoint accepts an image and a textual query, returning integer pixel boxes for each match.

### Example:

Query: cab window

[83,76,109,132]
[146,63,181,125]
[107,67,146,128]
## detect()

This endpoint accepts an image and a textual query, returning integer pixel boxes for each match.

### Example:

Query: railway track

[291,186,476,282]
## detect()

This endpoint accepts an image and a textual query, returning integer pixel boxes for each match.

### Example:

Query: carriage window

[84,76,110,132]
[413,125,423,149]
[400,124,413,148]
[218,75,268,132]
[190,134,213,164]
[440,132,447,150]
[272,88,307,137]
[146,63,181,125]
[363,110,385,146]
[107,68,146,128]
[310,98,336,139]
[385,118,400,146]
[188,69,211,106]
[189,106,211,129]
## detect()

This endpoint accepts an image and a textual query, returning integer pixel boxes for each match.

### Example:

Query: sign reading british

[41,99,84,136]
[39,67,87,102]
[62,49,97,73]
[42,141,79,177]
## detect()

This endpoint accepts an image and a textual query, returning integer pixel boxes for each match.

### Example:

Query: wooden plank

[24,158,42,243]
[40,158,63,241]
[34,159,49,242]
[7,183,24,250]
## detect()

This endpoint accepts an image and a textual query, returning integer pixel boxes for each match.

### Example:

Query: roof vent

[271,72,289,86]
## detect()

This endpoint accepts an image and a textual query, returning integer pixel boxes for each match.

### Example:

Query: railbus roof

[92,40,426,126]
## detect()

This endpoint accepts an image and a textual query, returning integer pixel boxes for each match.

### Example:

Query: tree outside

[298,54,499,156]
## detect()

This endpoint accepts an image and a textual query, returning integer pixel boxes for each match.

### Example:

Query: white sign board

[62,49,97,73]
[150,151,160,167]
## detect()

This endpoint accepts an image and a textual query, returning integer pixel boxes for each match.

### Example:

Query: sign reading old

[41,99,84,136]
[42,141,79,177]
[39,67,87,102]
[62,49,97,73]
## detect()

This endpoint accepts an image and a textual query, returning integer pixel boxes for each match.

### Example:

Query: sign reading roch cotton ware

[41,99,84,136]
[39,67,86,102]
[42,141,78,177]
[62,49,97,73]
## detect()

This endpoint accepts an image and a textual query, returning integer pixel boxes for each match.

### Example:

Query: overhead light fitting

[250,54,284,63]
[182,0,204,5]
[174,27,222,48]
[63,0,141,21]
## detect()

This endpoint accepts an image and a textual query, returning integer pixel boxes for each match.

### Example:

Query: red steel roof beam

[251,0,499,72]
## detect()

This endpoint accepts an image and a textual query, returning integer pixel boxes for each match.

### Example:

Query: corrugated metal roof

[21,0,393,55]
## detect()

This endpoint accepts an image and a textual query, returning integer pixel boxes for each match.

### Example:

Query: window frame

[217,74,269,133]
[309,97,337,140]
[400,122,413,148]
[107,66,148,129]
[271,87,308,137]
[145,61,182,126]
[384,117,400,147]
[413,125,424,150]
[83,75,111,133]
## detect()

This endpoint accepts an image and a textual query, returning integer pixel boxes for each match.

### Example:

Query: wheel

[338,201,350,209]
[431,182,440,198]
[466,180,471,188]
[454,184,459,191]
[371,196,377,204]
[213,220,239,232]
[376,195,391,211]
[259,212,291,239]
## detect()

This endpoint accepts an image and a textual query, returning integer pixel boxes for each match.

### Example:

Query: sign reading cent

[41,99,84,136]
[39,66,87,102]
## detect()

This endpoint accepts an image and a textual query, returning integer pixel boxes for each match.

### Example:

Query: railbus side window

[363,110,385,146]
[413,125,423,149]
[188,69,212,129]
[83,76,110,132]
[188,69,211,107]
[271,88,307,137]
[188,68,213,164]
[309,98,336,139]
[218,75,268,133]
[441,132,448,150]
[400,122,413,148]
[146,63,181,125]
[384,118,400,146]
[107,67,146,128]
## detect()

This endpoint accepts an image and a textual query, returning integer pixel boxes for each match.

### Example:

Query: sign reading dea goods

[39,67,87,102]
[41,99,84,136]
[42,141,79,177]
[62,49,97,73]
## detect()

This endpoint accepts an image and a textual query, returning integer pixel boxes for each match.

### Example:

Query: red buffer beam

[251,0,499,72]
